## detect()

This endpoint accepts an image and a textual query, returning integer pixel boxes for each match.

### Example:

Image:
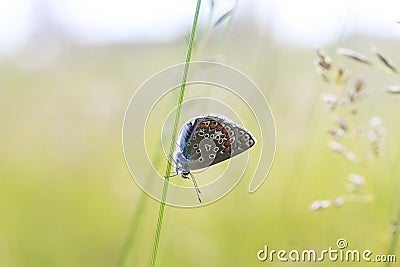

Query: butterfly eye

[209,154,215,159]
[193,144,198,148]
[204,133,209,138]
[213,147,219,152]
[198,157,203,162]
[244,134,250,140]
[196,149,201,154]
[229,130,235,136]
[210,134,214,138]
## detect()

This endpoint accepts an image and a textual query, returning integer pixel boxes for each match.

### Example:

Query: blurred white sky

[0,0,400,53]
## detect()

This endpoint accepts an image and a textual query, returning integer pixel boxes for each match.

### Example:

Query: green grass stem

[384,141,400,267]
[117,192,148,267]
[117,141,163,267]
[384,204,400,267]
[150,1,202,266]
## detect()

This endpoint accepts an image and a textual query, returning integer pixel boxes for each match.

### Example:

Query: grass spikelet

[312,49,375,211]
[373,47,398,73]
[386,85,400,94]
[213,9,233,27]
[336,47,372,65]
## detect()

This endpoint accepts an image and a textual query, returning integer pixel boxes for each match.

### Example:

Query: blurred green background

[1,1,400,266]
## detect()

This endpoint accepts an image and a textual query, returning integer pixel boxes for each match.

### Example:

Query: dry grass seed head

[336,47,372,65]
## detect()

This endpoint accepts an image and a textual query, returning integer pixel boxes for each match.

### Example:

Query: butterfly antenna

[189,172,202,203]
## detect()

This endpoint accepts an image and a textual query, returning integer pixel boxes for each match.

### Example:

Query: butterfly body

[168,114,256,202]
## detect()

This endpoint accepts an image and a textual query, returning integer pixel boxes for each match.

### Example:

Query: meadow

[1,24,400,266]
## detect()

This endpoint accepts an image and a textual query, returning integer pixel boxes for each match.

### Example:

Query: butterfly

[167,114,256,203]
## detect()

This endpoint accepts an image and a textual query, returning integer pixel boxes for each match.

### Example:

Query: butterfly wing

[207,115,256,164]
[181,115,256,171]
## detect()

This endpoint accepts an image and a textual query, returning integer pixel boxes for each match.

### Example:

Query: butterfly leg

[164,171,178,179]
[165,152,202,203]
[164,154,179,178]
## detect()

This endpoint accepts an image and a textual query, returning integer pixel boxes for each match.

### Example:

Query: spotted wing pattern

[181,115,256,171]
